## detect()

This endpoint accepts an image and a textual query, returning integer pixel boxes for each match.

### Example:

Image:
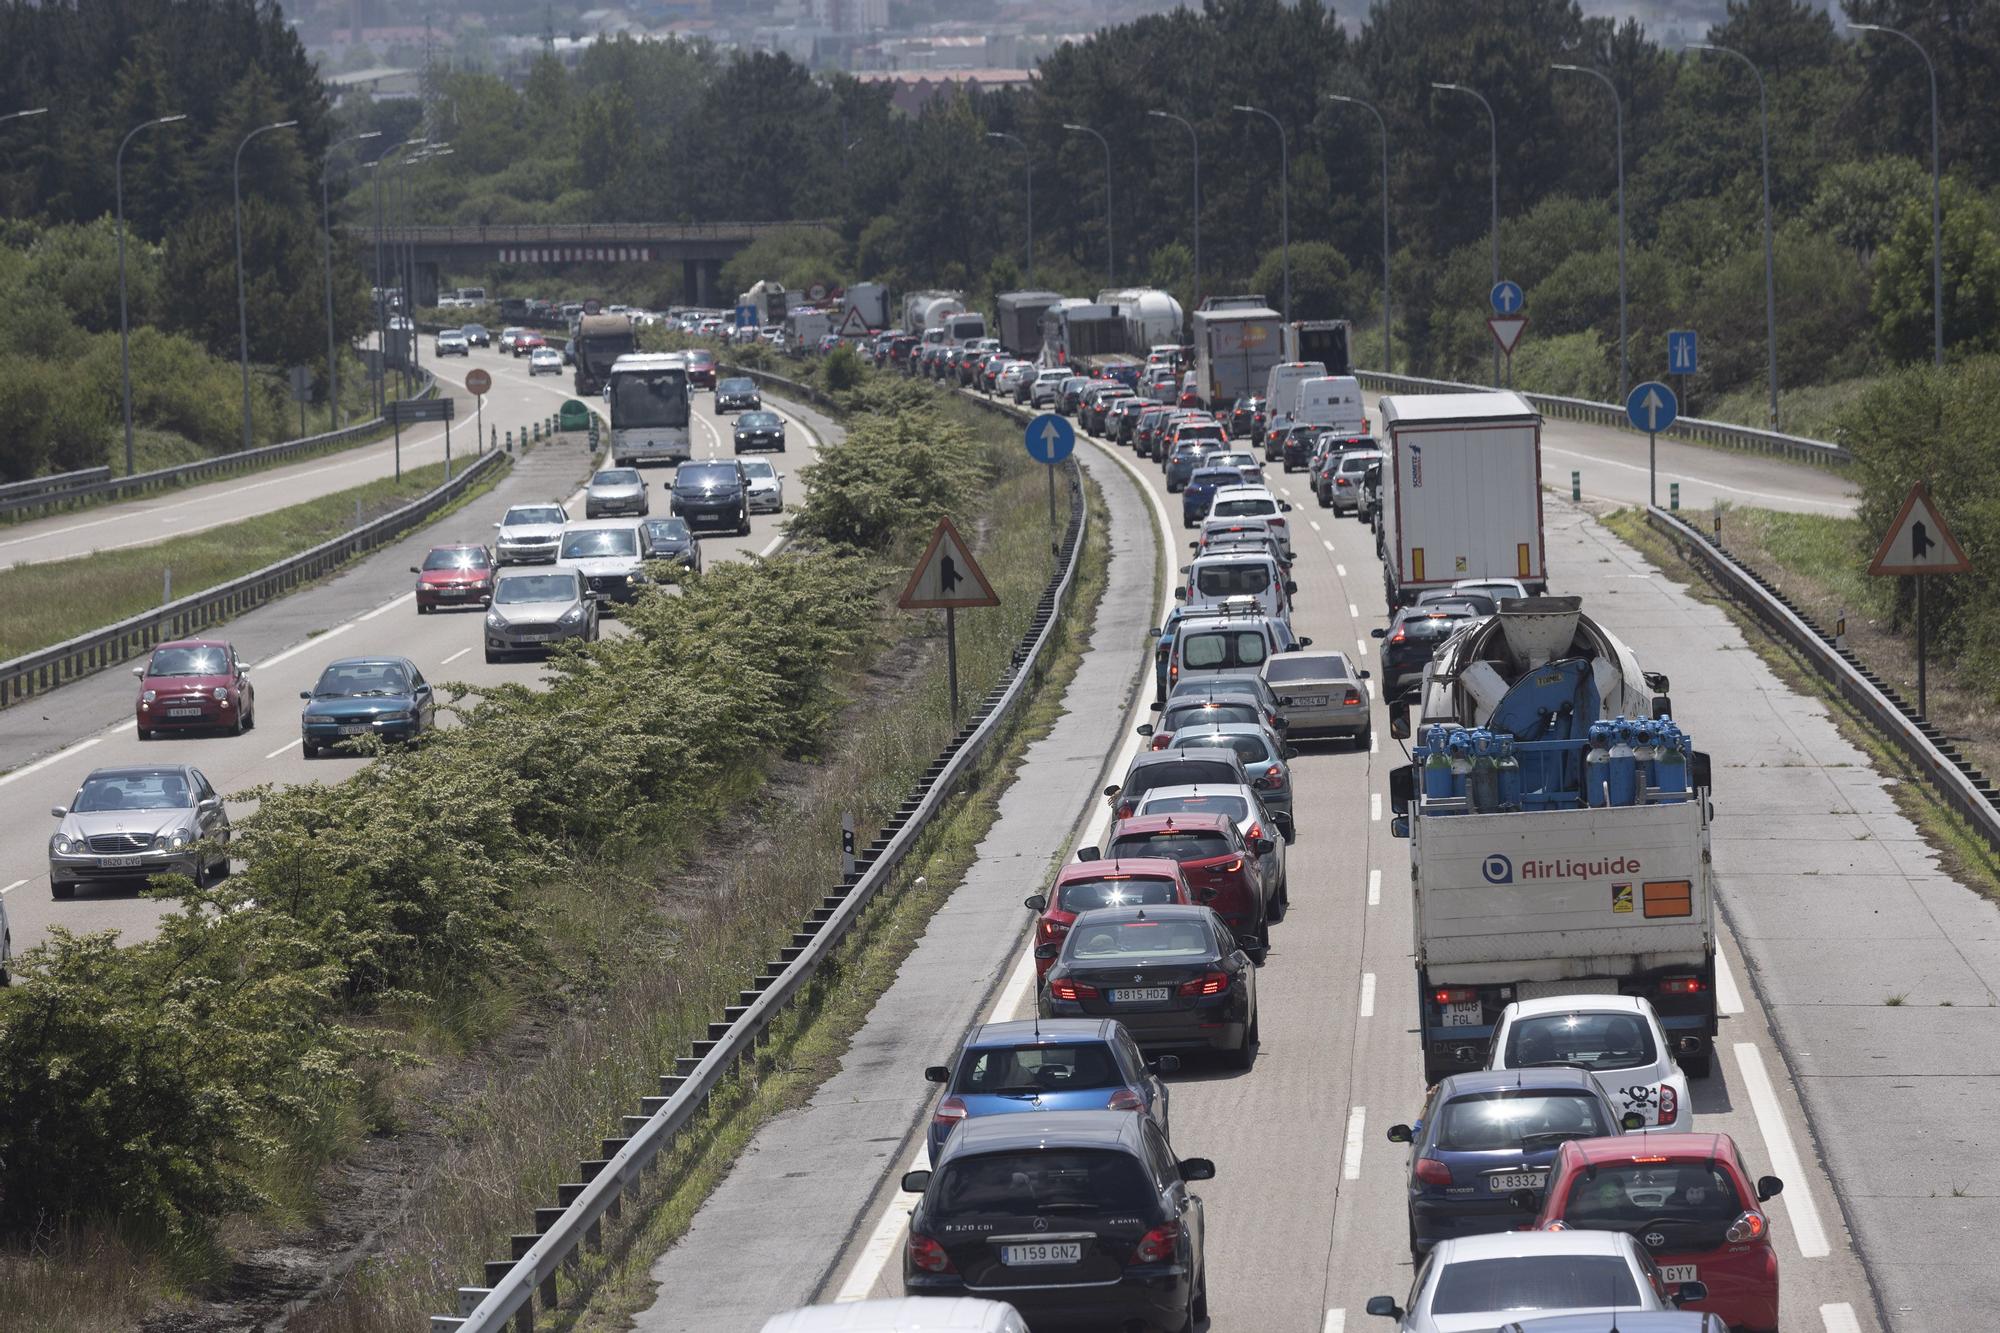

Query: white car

[760,1297,1028,1333]
[1488,995,1694,1130]
[433,329,469,356]
[493,502,569,565]
[528,346,563,376]
[740,457,785,514]
[994,360,1033,394]
[1212,450,1265,486]
[1364,1229,1694,1332]
[1207,485,1294,558]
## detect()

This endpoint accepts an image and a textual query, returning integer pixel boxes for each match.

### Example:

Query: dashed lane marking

[0,879,25,896]
[1348,603,1359,618]
[1370,793,1381,822]
[1716,948,1745,1015]
[1310,519,1322,532]
[1342,1107,1366,1180]
[1820,1303,1861,1333]
[442,647,472,665]
[0,737,101,789]
[1359,973,1376,1018]
[1367,869,1381,906]
[1323,540,1335,552]
[1336,563,1347,576]
[1323,1310,1346,1333]
[1734,1042,1831,1258]
[256,621,355,669]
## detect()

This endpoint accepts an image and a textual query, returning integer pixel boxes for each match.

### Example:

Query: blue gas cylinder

[1607,720,1639,806]
[1631,719,1659,802]
[1584,721,1612,807]
[1423,726,1456,800]
[1653,719,1690,801]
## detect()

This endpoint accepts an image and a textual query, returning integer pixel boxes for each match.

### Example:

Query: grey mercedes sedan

[48,765,230,899]
[584,468,649,519]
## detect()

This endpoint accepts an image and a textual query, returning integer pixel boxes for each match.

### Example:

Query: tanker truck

[1097,287,1186,354]
[1385,596,1718,1085]
[902,290,967,339]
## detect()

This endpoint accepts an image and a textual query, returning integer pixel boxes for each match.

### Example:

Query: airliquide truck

[1387,595,1717,1085]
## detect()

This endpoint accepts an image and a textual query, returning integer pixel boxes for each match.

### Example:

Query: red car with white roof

[1024,855,1191,979]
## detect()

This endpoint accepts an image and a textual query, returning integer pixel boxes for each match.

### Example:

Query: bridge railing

[363,220,838,244]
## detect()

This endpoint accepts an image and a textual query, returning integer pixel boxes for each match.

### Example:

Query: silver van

[759,1297,1027,1333]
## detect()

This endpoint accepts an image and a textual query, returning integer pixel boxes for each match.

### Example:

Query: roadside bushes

[789,397,990,553]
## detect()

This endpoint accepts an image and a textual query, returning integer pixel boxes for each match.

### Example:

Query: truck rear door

[1391,420,1543,591]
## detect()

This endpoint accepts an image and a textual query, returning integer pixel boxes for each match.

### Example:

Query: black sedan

[732,410,786,453]
[1039,904,1259,1068]
[641,516,701,572]
[714,377,761,413]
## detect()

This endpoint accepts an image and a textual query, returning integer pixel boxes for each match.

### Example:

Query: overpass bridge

[355,221,837,306]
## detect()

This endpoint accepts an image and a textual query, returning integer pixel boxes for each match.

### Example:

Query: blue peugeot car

[923,1018,1177,1165]
[299,656,436,758]
[1386,1067,1641,1258]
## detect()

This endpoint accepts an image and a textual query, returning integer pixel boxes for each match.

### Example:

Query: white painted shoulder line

[1819,1302,1861,1333]
[442,647,472,665]
[1322,1309,1346,1333]
[1359,973,1376,1018]
[1341,1106,1366,1179]
[1732,1043,1831,1258]
[0,737,101,790]
[1715,948,1745,1015]
[264,739,300,761]
[0,879,26,897]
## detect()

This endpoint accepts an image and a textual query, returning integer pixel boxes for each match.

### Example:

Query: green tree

[1872,176,2000,363]
[1252,242,1356,323]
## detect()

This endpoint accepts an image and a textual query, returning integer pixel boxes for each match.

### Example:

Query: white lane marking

[1820,1303,1861,1333]
[1347,603,1358,618]
[1364,678,1375,699]
[1323,1310,1345,1333]
[1367,869,1381,906]
[1358,637,1370,655]
[1336,563,1347,576]
[1732,1043,1831,1258]
[1541,443,1851,513]
[0,879,25,896]
[1716,949,1745,1015]
[264,739,298,760]
[1341,1106,1366,1180]
[1369,730,1379,754]
[359,591,414,621]
[441,647,472,665]
[1370,793,1381,822]
[1359,973,1376,1018]
[112,719,137,734]
[256,621,353,669]
[1309,519,1321,531]
[1323,539,1335,552]
[0,737,101,789]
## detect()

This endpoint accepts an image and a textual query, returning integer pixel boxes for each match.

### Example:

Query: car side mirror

[50,805,67,819]
[1672,1281,1709,1306]
[1103,784,1121,798]
[1385,1123,1412,1143]
[1285,581,1298,594]
[1033,942,1059,960]
[1357,668,1370,679]
[1188,540,1201,550]
[299,690,312,700]
[1233,934,1261,952]
[1508,1187,1538,1212]
[410,566,421,574]
[1176,1157,1215,1182]
[1621,1111,1646,1131]
[1298,637,1312,647]
[1283,747,1299,760]
[1024,894,1049,912]
[1364,1297,1403,1321]
[1173,587,1187,600]
[1074,846,1101,863]
[1147,626,1162,639]
[924,1065,950,1084]
[1136,724,1155,738]
[1644,670,1671,693]
[1389,700,1412,740]
[1279,502,1293,512]
[1370,627,1387,639]
[1148,1054,1181,1074]
[1253,837,1275,856]
[900,1169,932,1194]
[492,521,502,528]
[131,665,145,677]
[1757,1175,1784,1202]
[199,796,221,811]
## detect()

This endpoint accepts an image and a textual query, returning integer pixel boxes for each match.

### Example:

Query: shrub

[788,400,990,553]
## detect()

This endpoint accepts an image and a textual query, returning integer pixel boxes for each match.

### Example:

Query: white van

[1262,360,1328,422]
[1293,374,1368,436]
[759,1297,1028,1333]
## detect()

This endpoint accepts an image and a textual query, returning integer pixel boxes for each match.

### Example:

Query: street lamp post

[1553,64,1627,399]
[373,138,426,414]
[1691,44,1779,428]
[1146,110,1200,313]
[1326,95,1392,371]
[1852,23,1945,369]
[116,113,188,475]
[322,130,381,432]
[1235,105,1290,322]
[235,118,299,451]
[1432,82,1500,385]
[985,131,1033,284]
[0,107,49,126]
[1063,123,1113,286]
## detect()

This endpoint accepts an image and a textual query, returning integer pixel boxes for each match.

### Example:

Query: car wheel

[1408,1216,1421,1262]
[233,708,248,736]
[485,648,501,664]
[1226,1011,1259,1070]
[137,727,153,741]
[417,602,431,615]
[302,740,319,759]
[52,881,76,900]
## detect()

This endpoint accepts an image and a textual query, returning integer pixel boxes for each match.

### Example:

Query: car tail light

[1660,976,1704,995]
[1432,986,1476,1006]
[1256,763,1284,789]
[1107,1088,1146,1112]
[1205,858,1243,876]
[1246,822,1265,844]
[1050,977,1100,1001]
[1344,689,1362,706]
[1178,971,1229,997]
[932,1095,968,1131]
[1543,1218,1571,1232]
[1389,629,1407,644]
[1335,477,1351,487]
[1035,916,1063,945]
[1658,1082,1678,1124]
[907,1233,955,1273]
[1414,1158,1452,1186]
[1150,734,1172,751]
[1130,1219,1182,1265]
[1726,1209,1768,1244]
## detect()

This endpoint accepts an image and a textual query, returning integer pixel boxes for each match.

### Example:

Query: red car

[686,349,717,388]
[511,332,546,356]
[412,543,495,612]
[132,638,255,738]
[1105,813,1270,955]
[1025,855,1190,979]
[1535,1132,1784,1333]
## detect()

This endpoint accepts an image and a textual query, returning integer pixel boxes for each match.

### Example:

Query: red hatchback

[413,544,495,612]
[1105,813,1269,958]
[1535,1132,1783,1333]
[686,349,717,388]
[1025,856,1190,979]
[132,639,255,738]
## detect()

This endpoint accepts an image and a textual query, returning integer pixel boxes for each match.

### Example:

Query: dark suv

[669,459,750,535]
[1373,601,1483,700]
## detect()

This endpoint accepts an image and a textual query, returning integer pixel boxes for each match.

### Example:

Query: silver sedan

[485,569,600,661]
[49,764,231,899]
[584,468,649,519]
[1163,721,1297,821]
[1262,651,1372,745]
[740,457,785,514]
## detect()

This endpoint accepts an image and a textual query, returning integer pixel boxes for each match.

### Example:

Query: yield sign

[1487,314,1529,355]
[898,515,1000,610]
[1869,482,1971,576]
[836,305,871,337]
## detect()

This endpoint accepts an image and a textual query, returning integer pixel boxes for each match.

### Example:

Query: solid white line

[1323,1310,1346,1333]
[0,737,100,789]
[256,621,354,669]
[441,647,472,665]
[1370,793,1381,822]
[1336,563,1347,577]
[1369,731,1379,754]
[1819,1303,1861,1333]
[1348,603,1359,618]
[263,739,298,760]
[358,591,414,621]
[111,719,137,734]
[1359,973,1376,1018]
[0,879,25,897]
[1367,869,1381,906]
[1732,1043,1831,1258]
[1716,948,1745,1015]
[1341,1106,1366,1180]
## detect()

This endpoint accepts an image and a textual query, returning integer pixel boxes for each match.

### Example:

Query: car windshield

[1171,732,1271,767]
[560,529,638,559]
[1432,1090,1614,1152]
[740,460,777,481]
[1339,453,1382,475]
[1504,1012,1660,1072]
[494,575,578,605]
[1164,702,1260,731]
[719,378,754,393]
[676,463,738,488]
[1265,655,1346,682]
[738,411,781,429]
[1067,917,1214,961]
[1182,629,1268,670]
[311,662,411,697]
[644,519,692,543]
[1399,613,1474,640]
[592,470,640,487]
[1139,793,1250,822]
[146,646,229,676]
[422,547,489,571]
[1195,564,1272,597]
[608,368,691,430]
[932,1149,1154,1218]
[1556,1162,1745,1238]
[505,507,564,526]
[1212,498,1277,518]
[72,771,192,812]
[1429,1254,1640,1317]
[1110,831,1233,862]
[1056,876,1180,913]
[956,1042,1122,1094]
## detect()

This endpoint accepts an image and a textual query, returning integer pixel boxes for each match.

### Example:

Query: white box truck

[1262,361,1326,422]
[1191,296,1283,411]
[843,282,890,331]
[1377,391,1545,609]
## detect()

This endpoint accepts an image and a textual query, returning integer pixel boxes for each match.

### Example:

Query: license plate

[1294,695,1328,707]
[1442,1000,1483,1027]
[167,707,203,718]
[1660,1265,1698,1284]
[337,724,369,735]
[516,632,551,642]
[99,856,141,868]
[1487,1172,1546,1192]
[1000,1242,1082,1266]
[1113,987,1171,1003]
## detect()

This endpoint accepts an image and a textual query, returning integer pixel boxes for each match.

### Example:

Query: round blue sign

[1490,280,1524,315]
[1625,381,1679,434]
[1025,412,1075,465]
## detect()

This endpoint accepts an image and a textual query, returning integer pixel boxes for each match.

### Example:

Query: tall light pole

[0,107,48,126]
[1852,23,1944,369]
[1691,44,1779,427]
[1235,105,1290,321]
[1327,95,1391,371]
[1063,123,1113,287]
[1553,64,1627,398]
[116,113,187,475]
[985,131,1033,285]
[1432,81,1500,385]
[235,118,299,451]
[373,138,426,412]
[322,130,381,432]
[1146,110,1200,313]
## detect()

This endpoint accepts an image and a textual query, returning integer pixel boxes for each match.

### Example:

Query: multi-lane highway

[0,343,829,955]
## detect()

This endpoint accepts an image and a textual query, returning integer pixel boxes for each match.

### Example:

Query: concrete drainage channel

[431,439,1087,1331]
[1647,505,2000,852]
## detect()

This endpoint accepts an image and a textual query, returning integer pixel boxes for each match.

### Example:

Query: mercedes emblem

[1643,1232,1666,1248]
[1032,1216,1049,1232]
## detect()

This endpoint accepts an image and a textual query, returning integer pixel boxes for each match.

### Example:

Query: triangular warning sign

[898,516,1000,610]
[1487,314,1529,355]
[1869,482,1971,576]
[837,305,870,337]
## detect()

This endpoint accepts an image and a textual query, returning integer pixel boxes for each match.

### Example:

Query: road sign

[464,368,493,396]
[1667,330,1698,375]
[1490,280,1524,315]
[1024,413,1075,465]
[1870,483,1970,576]
[287,365,312,403]
[808,283,828,302]
[1625,381,1678,434]
[1486,315,1529,356]
[388,397,455,424]
[836,305,870,338]
[582,299,601,315]
[735,303,759,329]
[898,516,1000,610]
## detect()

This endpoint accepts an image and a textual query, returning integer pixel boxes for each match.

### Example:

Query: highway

[0,344,828,955]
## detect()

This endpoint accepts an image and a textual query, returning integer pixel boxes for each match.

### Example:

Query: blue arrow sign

[734,303,759,329]
[1626,380,1680,434]
[1490,280,1524,315]
[1667,330,1698,375]
[1025,411,1075,465]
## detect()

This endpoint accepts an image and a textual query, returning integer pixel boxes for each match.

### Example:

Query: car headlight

[213,686,228,701]
[52,834,74,855]
[487,611,506,628]
[166,829,192,851]
[561,606,584,624]
[141,689,156,703]
[626,572,640,584]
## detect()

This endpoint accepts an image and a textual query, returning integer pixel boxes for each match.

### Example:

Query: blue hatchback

[1180,466,1242,528]
[923,1018,1176,1165]
[1386,1067,1638,1257]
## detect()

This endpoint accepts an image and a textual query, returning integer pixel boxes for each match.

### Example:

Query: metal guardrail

[430,390,1087,1333]
[0,447,506,709]
[1354,369,1852,466]
[0,373,439,520]
[1646,506,2000,853]
[0,466,112,503]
